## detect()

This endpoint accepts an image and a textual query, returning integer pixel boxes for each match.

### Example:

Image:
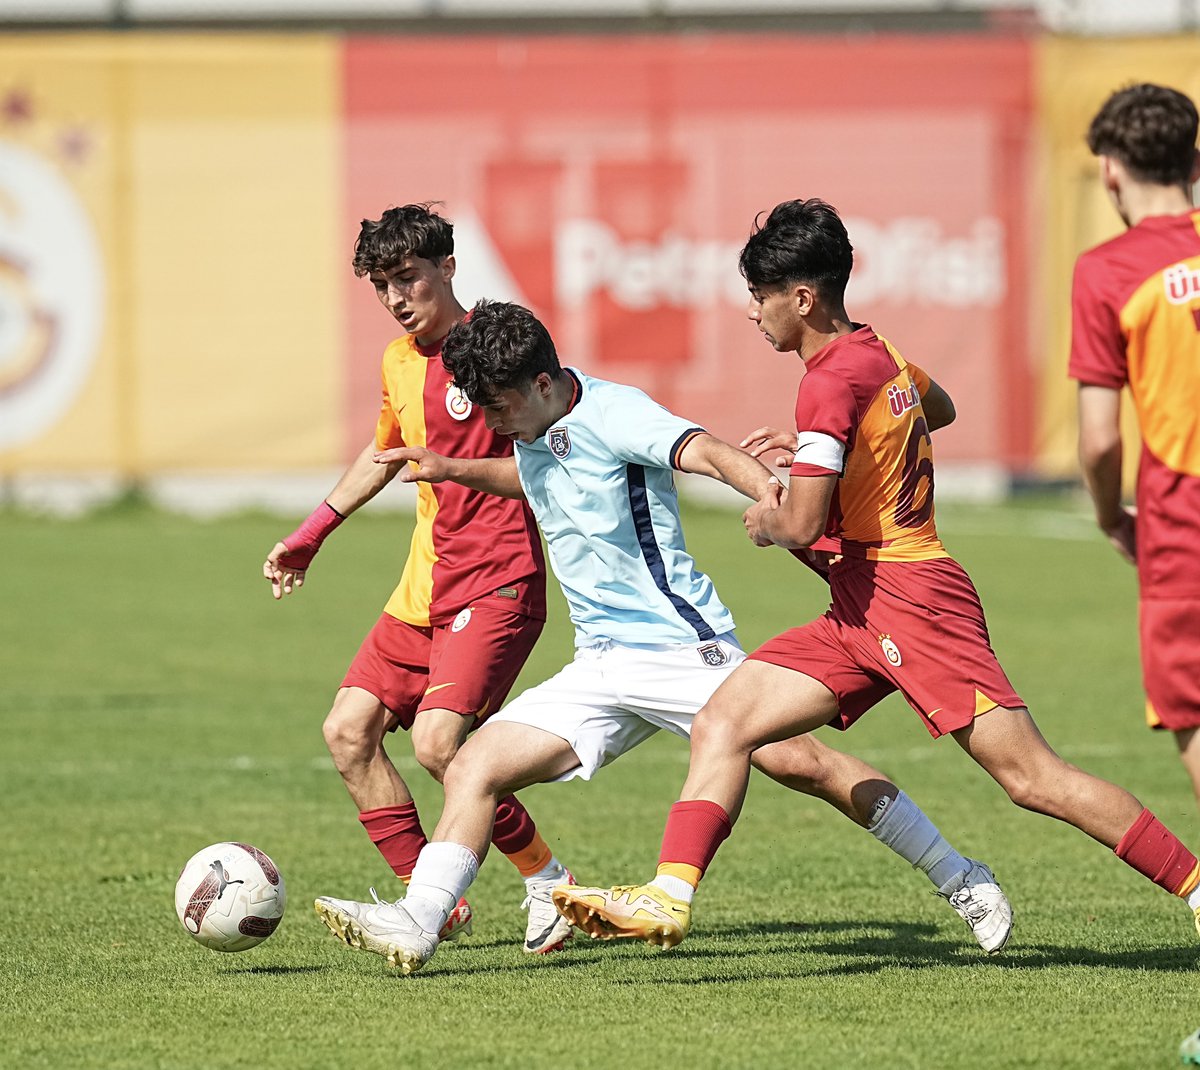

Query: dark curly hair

[738,198,854,305]
[352,203,454,277]
[441,299,562,406]
[1087,84,1198,187]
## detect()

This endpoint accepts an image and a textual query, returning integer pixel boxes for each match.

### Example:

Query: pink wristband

[279,501,345,570]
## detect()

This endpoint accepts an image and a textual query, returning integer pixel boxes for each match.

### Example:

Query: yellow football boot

[551,882,690,949]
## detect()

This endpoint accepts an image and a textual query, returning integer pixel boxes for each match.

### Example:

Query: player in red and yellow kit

[556,198,1200,949]
[1070,84,1200,808]
[262,204,574,953]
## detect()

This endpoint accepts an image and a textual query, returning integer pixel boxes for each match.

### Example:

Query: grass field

[3,495,1197,1069]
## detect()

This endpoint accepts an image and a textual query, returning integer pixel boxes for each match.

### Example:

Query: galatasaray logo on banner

[0,88,103,452]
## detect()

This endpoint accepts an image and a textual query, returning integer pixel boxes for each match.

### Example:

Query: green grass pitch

[2,495,1196,1069]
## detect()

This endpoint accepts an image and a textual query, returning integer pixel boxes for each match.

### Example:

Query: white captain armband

[792,431,845,475]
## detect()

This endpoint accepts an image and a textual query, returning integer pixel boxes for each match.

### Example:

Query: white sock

[868,791,968,892]
[404,841,479,935]
[650,875,695,904]
[1187,886,1200,912]
[524,855,567,888]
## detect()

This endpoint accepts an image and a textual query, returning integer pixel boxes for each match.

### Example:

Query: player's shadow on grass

[669,919,1200,978]
[390,919,1198,981]
[223,964,330,976]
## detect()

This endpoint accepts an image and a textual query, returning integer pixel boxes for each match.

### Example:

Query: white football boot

[314,889,439,974]
[521,865,576,954]
[938,859,1012,954]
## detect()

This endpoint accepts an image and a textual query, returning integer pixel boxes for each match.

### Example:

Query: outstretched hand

[375,446,452,484]
[740,426,798,469]
[263,542,307,600]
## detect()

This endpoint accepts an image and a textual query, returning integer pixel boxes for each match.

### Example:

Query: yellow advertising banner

[8,31,1197,491]
[0,37,122,472]
[0,34,342,476]
[1036,35,1200,481]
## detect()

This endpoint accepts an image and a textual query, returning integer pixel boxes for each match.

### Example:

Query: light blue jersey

[514,369,736,647]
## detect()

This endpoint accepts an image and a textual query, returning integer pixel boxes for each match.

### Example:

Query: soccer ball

[1181,1029,1200,1065]
[174,842,286,952]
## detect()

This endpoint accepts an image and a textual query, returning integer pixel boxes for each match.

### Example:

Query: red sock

[657,800,732,876]
[1114,808,1200,897]
[491,795,536,855]
[359,803,426,881]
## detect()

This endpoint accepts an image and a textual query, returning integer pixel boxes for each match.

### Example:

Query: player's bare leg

[954,706,1200,935]
[951,706,1143,846]
[316,723,581,973]
[1173,728,1200,812]
[413,708,575,951]
[555,663,835,945]
[558,663,1010,952]
[405,724,580,955]
[322,686,414,810]
[750,733,895,826]
[749,731,1011,951]
[410,706,474,783]
[320,688,472,940]
[681,661,844,817]
[426,722,579,858]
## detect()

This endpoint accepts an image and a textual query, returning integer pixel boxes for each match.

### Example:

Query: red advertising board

[343,34,1034,472]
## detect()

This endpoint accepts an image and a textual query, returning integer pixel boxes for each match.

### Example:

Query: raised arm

[677,430,835,550]
[374,445,526,500]
[675,431,777,500]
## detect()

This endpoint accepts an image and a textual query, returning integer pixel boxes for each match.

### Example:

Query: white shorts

[486,634,744,781]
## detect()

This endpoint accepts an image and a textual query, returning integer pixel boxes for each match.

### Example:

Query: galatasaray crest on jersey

[878,634,903,667]
[548,426,571,458]
[445,383,472,421]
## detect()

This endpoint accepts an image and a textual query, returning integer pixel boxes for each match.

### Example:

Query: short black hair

[441,299,562,406]
[352,203,454,277]
[738,198,854,304]
[1087,83,1198,186]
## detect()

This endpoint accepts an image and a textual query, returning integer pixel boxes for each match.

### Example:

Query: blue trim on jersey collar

[625,462,716,641]
[563,368,584,413]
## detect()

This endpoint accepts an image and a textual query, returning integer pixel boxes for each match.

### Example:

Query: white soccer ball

[175,842,286,952]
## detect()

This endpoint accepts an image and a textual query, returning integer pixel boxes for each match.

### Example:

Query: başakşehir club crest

[698,642,728,667]
[548,426,571,458]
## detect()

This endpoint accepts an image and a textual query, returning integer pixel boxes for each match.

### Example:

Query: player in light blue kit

[312,300,1010,973]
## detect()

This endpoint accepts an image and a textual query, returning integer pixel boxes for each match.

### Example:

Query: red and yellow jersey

[790,326,948,562]
[375,334,546,627]
[1069,210,1200,596]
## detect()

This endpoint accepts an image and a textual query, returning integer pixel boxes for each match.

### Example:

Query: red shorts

[749,556,1023,739]
[1141,596,1200,731]
[341,598,544,732]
